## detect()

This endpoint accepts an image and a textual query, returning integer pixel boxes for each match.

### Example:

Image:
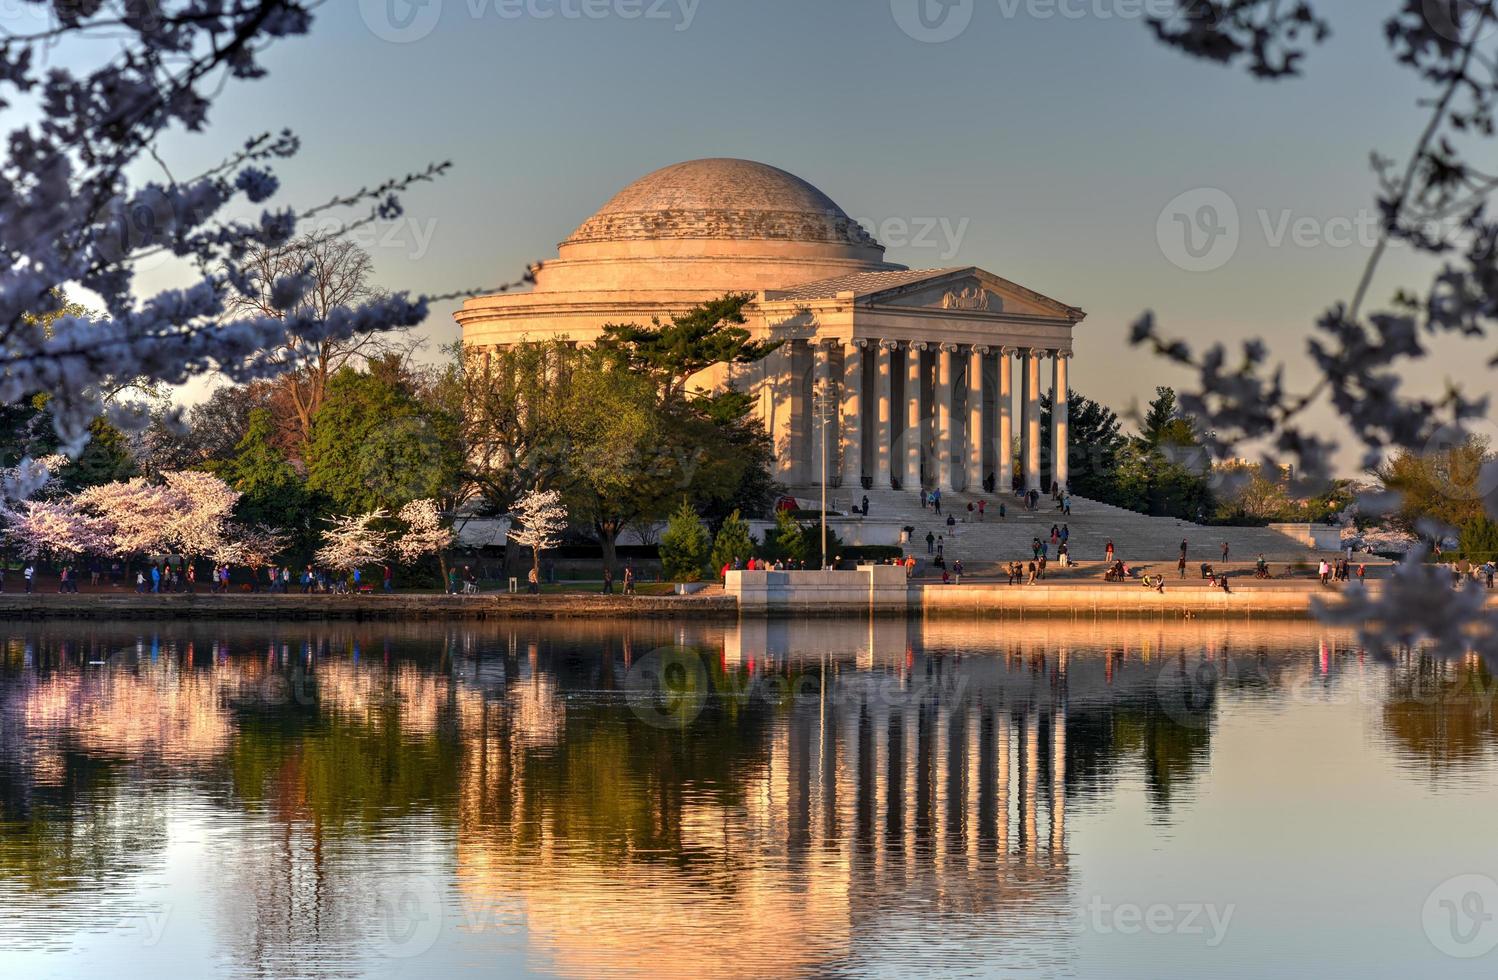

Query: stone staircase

[796,485,1338,567]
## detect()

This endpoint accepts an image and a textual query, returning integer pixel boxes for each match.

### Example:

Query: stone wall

[726,565,910,612]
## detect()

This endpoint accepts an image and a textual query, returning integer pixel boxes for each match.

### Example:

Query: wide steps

[799,486,1333,562]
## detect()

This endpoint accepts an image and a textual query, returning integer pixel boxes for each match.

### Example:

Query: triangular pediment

[867,268,1082,321]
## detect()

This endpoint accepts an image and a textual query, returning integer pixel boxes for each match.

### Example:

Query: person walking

[952,558,964,584]
[977,499,986,521]
[1105,539,1115,563]
[382,564,393,593]
[932,488,942,515]
[1180,539,1189,564]
[1318,559,1330,585]
[150,564,161,594]
[1222,541,1230,563]
[926,531,936,555]
[623,563,636,595]
[1178,552,1187,578]
[936,536,945,561]
[602,564,614,595]
[527,566,539,594]
[861,494,870,517]
[998,501,1007,520]
[23,564,34,593]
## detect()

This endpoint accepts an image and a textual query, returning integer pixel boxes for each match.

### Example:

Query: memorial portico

[457,158,1085,496]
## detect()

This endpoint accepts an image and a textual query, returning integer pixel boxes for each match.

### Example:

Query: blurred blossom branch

[0,1,532,462]
[1136,0,1498,654]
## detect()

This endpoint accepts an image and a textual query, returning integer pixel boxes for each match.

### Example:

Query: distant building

[458,159,1083,492]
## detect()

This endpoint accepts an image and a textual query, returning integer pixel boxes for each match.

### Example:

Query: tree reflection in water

[0,618,1488,977]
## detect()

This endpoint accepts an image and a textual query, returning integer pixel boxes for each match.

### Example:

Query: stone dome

[563,158,882,250]
[534,159,900,296]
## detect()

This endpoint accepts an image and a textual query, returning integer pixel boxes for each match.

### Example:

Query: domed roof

[563,158,881,250]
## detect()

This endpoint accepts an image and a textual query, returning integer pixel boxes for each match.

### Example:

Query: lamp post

[813,382,839,569]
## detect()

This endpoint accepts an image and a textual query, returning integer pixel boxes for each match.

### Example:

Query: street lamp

[813,382,839,570]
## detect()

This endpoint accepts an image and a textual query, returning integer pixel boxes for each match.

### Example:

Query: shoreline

[2,580,1493,622]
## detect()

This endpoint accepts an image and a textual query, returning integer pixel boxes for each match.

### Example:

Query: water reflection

[0,619,1492,978]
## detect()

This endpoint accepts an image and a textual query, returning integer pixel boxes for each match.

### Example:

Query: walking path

[813,487,1345,565]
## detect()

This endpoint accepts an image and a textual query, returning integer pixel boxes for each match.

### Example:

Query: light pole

[813,383,839,569]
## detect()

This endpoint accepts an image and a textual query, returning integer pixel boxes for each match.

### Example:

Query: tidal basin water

[1,618,1496,979]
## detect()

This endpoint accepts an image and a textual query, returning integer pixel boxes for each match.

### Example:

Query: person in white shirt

[22,565,34,594]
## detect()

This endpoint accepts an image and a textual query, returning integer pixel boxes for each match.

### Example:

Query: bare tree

[226,236,423,446]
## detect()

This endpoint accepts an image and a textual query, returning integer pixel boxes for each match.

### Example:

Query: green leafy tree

[1377,437,1494,539]
[710,509,756,573]
[56,418,136,491]
[558,355,676,575]
[659,499,711,582]
[211,408,320,552]
[1040,388,1126,500]
[597,294,780,404]
[759,509,808,564]
[1459,516,1498,563]
[304,361,461,514]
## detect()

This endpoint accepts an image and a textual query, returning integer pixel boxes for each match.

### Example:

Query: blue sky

[25,0,1492,473]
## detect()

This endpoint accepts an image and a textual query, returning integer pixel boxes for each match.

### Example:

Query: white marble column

[967,346,987,492]
[875,341,897,488]
[814,340,836,487]
[1052,350,1071,493]
[841,340,865,487]
[936,344,957,492]
[903,343,924,492]
[1024,349,1043,493]
[997,347,1014,495]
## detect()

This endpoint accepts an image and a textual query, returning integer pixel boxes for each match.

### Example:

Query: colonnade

[803,340,1071,493]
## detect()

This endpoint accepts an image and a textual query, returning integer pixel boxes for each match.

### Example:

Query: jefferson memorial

[457,159,1083,494]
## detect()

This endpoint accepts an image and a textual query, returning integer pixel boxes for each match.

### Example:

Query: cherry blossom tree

[73,478,176,559]
[160,470,241,560]
[315,510,391,574]
[392,498,452,565]
[0,3,531,467]
[507,488,567,577]
[2,499,107,559]
[214,523,289,572]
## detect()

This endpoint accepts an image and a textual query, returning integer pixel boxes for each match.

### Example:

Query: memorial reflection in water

[0,619,1493,979]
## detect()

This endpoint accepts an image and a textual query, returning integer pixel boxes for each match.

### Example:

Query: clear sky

[31,0,1497,474]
